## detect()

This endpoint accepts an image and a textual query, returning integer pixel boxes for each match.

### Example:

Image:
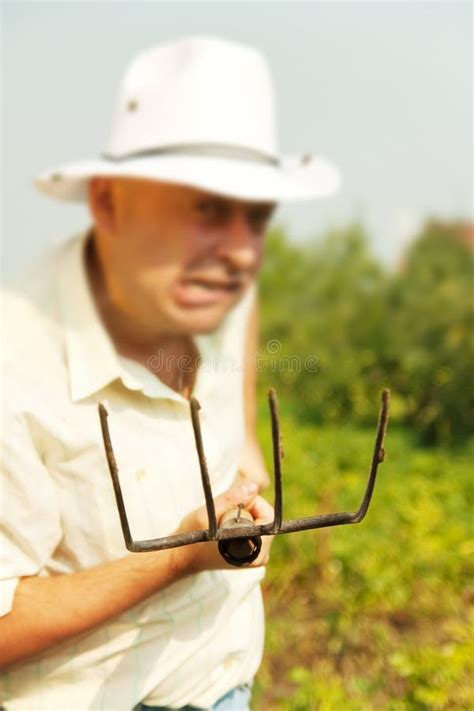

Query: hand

[175,482,274,575]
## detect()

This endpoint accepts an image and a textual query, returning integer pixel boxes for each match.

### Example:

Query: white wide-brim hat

[35,37,341,204]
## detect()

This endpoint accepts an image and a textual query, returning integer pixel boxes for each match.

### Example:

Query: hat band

[102,143,280,166]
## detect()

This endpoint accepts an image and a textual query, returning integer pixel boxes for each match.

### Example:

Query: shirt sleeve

[0,412,62,616]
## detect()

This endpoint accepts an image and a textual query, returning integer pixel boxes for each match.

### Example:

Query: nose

[216,210,261,274]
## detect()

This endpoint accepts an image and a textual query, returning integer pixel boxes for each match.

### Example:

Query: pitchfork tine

[276,388,391,534]
[98,403,134,549]
[269,388,283,533]
[190,397,218,539]
[99,389,390,566]
[351,388,390,523]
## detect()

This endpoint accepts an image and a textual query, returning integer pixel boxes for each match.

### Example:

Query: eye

[195,199,227,222]
[247,204,276,233]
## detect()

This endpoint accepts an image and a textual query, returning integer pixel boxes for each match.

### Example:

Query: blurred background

[255,218,473,709]
[2,2,473,708]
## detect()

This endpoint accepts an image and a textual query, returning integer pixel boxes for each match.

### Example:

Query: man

[1,37,339,709]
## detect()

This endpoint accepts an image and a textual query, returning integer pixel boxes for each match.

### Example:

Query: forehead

[113,177,276,211]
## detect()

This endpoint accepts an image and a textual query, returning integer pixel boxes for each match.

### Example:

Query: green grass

[252,405,474,710]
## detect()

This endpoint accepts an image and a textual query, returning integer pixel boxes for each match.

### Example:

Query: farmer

[1,37,339,710]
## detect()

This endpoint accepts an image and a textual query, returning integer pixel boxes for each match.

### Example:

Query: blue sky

[2,1,472,280]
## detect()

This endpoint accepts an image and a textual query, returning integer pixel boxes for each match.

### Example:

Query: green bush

[257,219,473,445]
[253,219,473,707]
[253,416,474,709]
[386,220,474,444]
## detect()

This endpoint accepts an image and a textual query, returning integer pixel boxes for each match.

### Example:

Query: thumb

[213,482,259,521]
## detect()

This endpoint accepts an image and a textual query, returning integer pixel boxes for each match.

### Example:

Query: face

[89,177,275,335]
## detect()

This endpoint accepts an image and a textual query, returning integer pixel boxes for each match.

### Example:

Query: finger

[213,482,259,521]
[253,523,273,566]
[247,495,274,523]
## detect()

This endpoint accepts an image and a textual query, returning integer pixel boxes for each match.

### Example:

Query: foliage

[258,223,387,426]
[252,415,474,709]
[253,220,473,706]
[257,219,473,445]
[386,220,474,444]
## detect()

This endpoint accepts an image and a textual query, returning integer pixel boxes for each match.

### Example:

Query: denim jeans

[137,682,252,711]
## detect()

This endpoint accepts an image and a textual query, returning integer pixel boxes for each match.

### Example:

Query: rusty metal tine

[190,397,218,539]
[99,390,390,564]
[276,388,391,534]
[269,388,283,533]
[351,388,390,523]
[98,403,134,549]
[118,529,210,553]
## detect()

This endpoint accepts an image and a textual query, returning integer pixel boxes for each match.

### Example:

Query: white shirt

[1,232,265,710]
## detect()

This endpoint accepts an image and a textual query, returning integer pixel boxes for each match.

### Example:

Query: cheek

[140,265,175,295]
[182,222,215,248]
[115,225,181,273]
[105,238,169,304]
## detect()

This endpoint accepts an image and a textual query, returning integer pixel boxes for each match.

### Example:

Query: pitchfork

[98,388,390,567]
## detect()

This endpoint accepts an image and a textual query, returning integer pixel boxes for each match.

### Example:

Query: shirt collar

[57,231,222,403]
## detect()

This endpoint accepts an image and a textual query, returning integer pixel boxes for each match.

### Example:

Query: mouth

[172,277,243,307]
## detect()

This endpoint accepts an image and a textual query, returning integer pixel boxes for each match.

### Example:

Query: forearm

[1,482,271,669]
[0,547,185,668]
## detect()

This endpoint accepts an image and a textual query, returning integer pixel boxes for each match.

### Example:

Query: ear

[87,177,116,233]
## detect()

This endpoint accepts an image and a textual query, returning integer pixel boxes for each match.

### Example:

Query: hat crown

[105,37,278,159]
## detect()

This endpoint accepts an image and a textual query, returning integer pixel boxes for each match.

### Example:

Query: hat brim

[34,153,341,203]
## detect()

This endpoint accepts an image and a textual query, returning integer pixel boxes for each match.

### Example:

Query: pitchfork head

[99,388,390,567]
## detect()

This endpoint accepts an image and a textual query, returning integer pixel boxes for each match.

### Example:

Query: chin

[167,302,231,335]
[185,311,227,335]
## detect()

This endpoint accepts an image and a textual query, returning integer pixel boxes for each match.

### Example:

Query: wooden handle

[217,504,262,567]
[219,505,255,527]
